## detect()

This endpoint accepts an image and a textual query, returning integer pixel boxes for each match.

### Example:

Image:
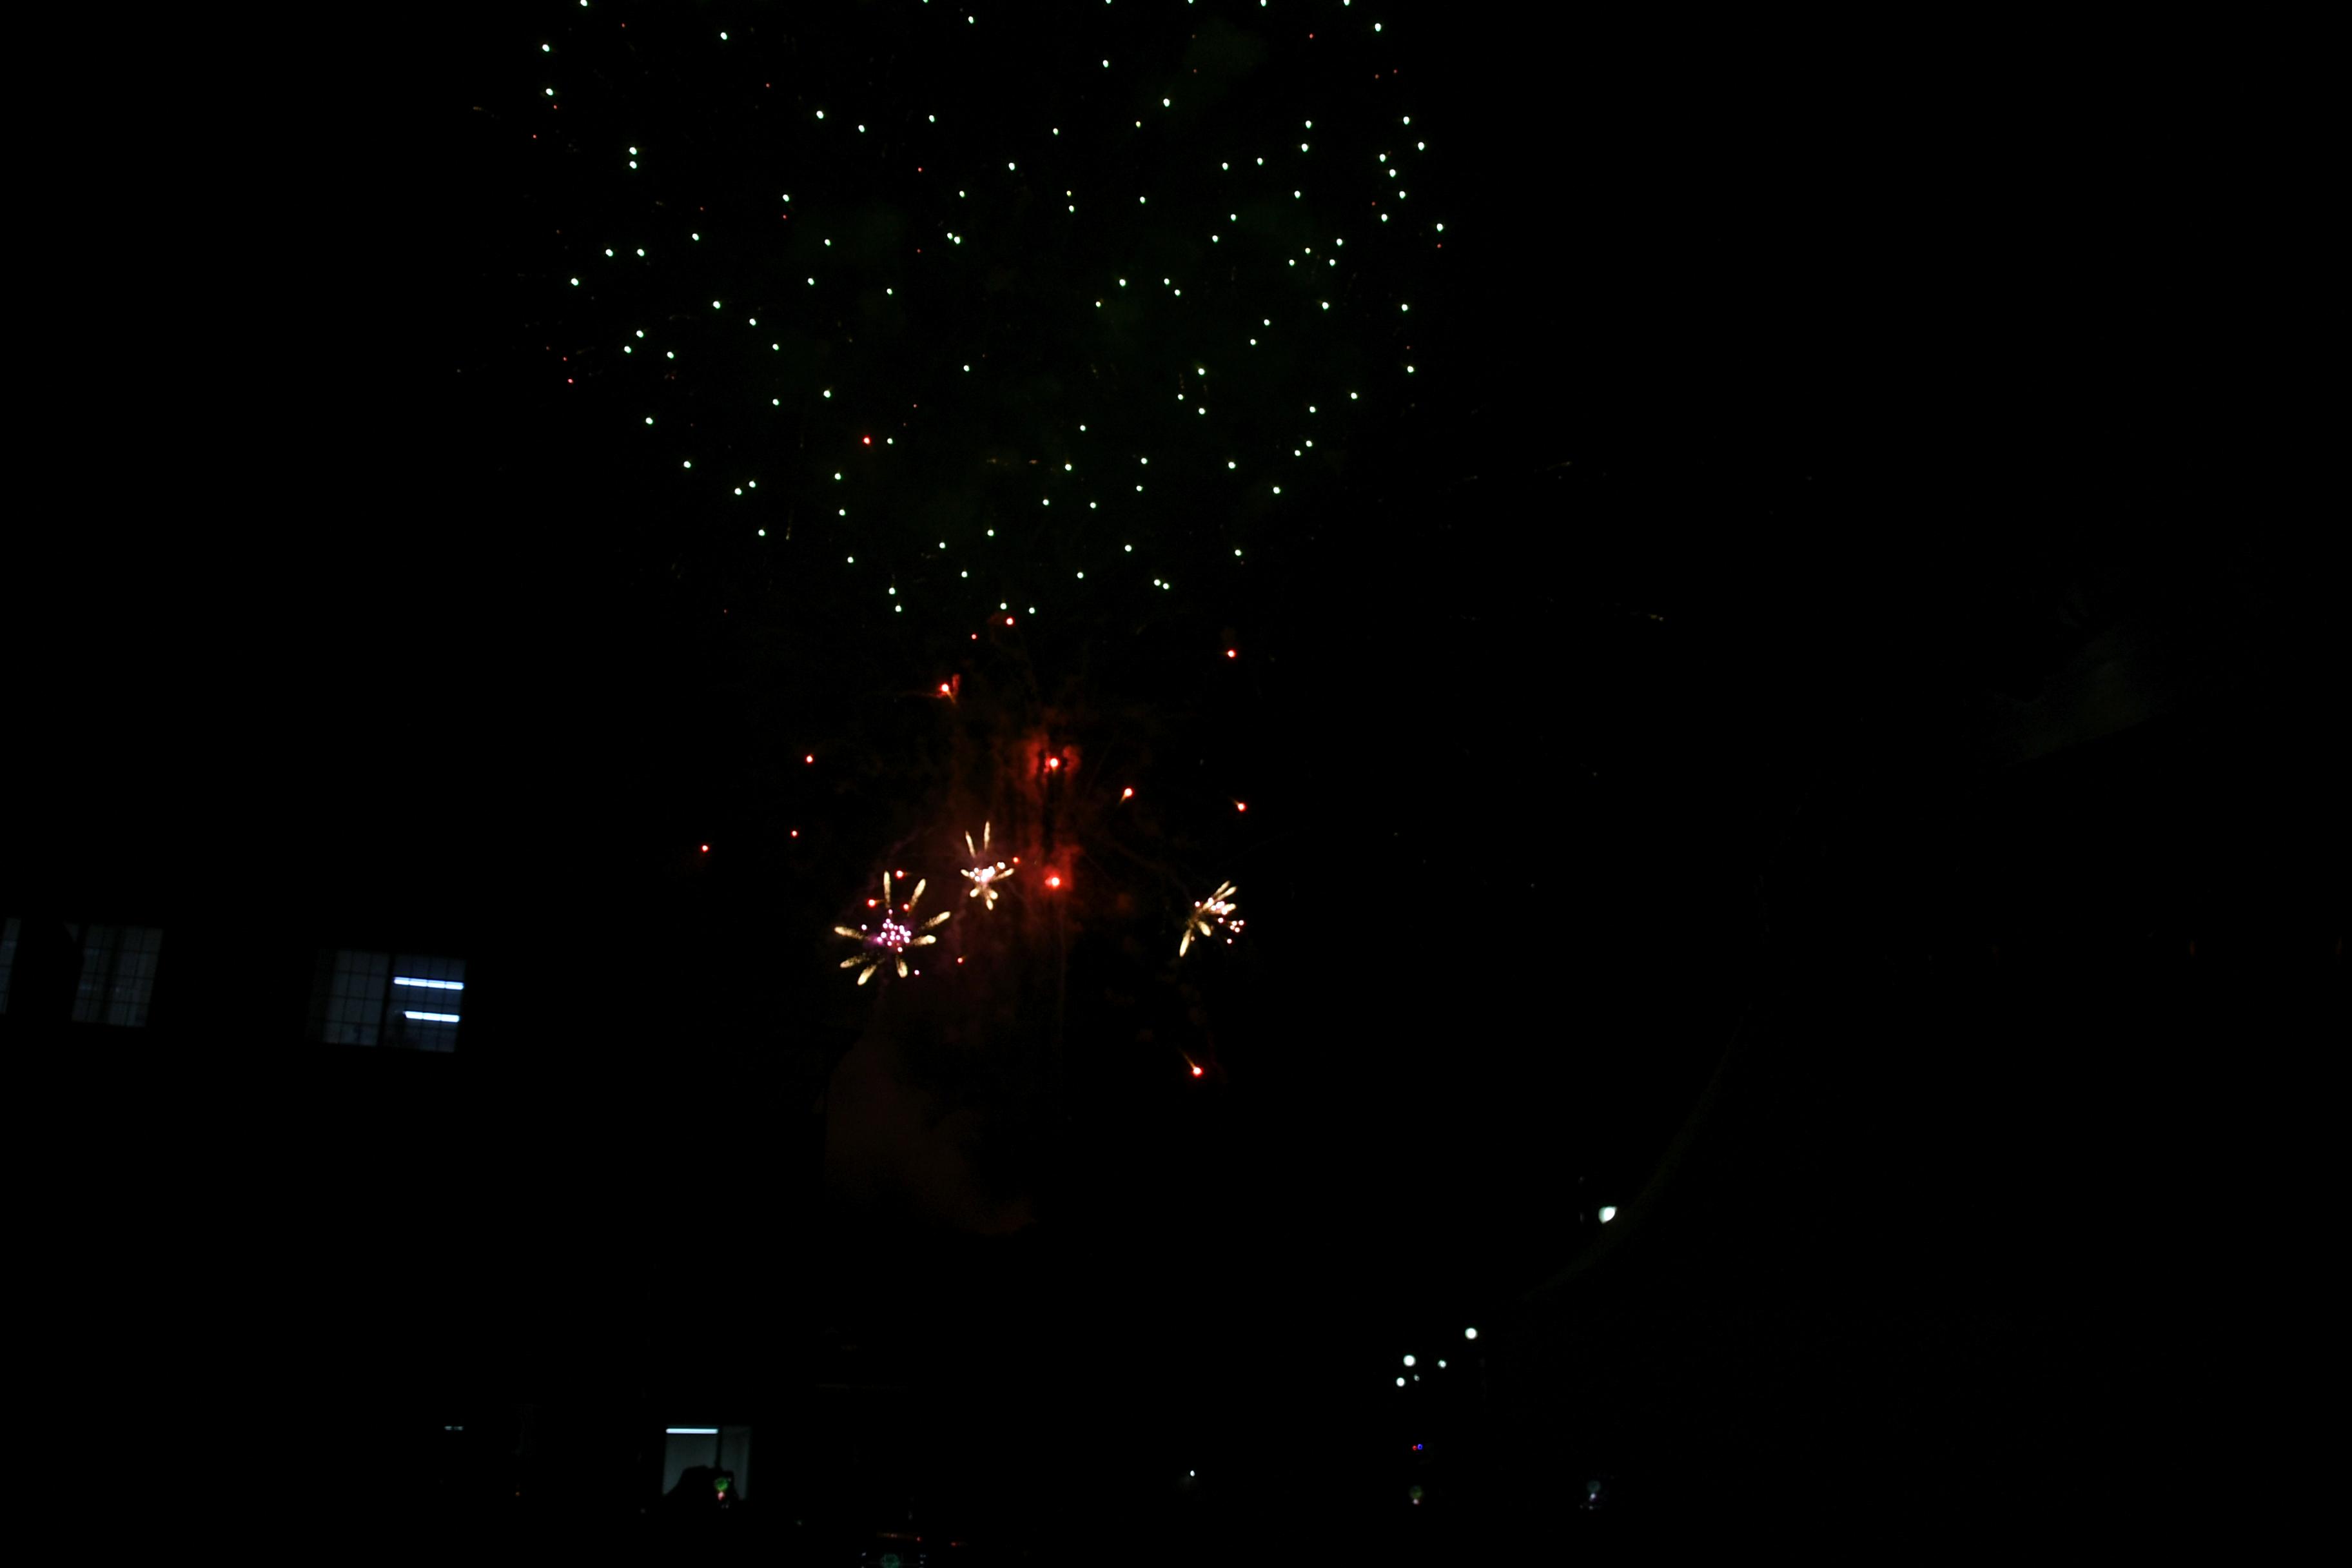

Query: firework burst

[834,869,952,985]
[1179,881,1241,957]
[960,821,1015,911]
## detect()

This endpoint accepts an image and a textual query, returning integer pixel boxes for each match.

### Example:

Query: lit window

[0,917,163,1028]
[309,948,466,1051]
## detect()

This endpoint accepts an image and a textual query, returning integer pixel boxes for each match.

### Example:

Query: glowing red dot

[805,754,814,764]
[1226,649,1237,658]
[1121,787,1134,800]
[1191,1066,1204,1077]
[862,435,872,445]
[1235,801,1248,812]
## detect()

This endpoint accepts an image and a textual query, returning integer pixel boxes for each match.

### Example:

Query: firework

[960,821,1015,911]
[1179,881,1241,957]
[834,870,952,985]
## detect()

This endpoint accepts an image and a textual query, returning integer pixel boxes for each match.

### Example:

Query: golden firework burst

[1179,880,1240,957]
[960,821,1015,911]
[833,869,952,985]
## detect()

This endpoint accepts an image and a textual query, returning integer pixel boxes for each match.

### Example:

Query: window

[72,923,164,1026]
[0,917,162,1027]
[309,948,466,1051]
[662,1426,754,1503]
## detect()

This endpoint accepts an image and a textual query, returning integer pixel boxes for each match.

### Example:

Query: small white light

[1464,1328,1478,1340]
[1396,1377,1406,1387]
[1599,1206,1618,1223]
[665,1427,718,1435]
[1402,1355,1415,1367]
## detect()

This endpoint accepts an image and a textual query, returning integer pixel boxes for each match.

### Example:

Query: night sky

[14,3,2337,1551]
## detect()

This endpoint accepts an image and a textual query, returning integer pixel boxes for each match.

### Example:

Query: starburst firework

[833,870,952,985]
[1179,881,1241,957]
[960,821,1015,911]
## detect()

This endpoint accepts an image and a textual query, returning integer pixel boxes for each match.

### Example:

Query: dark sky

[12,3,2335,1544]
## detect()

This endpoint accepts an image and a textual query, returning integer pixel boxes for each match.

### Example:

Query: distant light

[665,1427,718,1435]
[1191,1065,1204,1077]
[1395,1378,1406,1387]
[1402,1355,1415,1367]
[1464,1328,1478,1340]
[1598,1206,1618,1223]
[1436,1360,1446,1369]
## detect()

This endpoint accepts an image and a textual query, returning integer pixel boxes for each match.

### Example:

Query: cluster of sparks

[832,870,952,986]
[834,829,1240,986]
[960,821,1015,911]
[1180,881,1242,957]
